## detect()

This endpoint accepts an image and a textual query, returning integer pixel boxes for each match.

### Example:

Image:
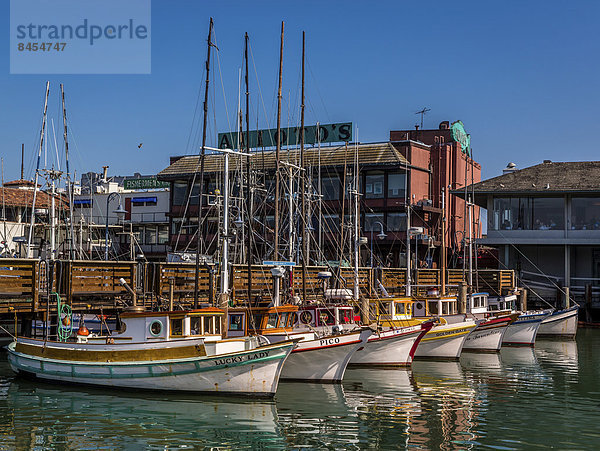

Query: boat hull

[349,325,426,367]
[6,339,295,397]
[502,315,545,346]
[463,316,513,352]
[279,329,371,382]
[538,306,579,338]
[414,322,476,360]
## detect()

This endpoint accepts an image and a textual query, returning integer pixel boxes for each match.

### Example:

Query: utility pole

[194,18,213,308]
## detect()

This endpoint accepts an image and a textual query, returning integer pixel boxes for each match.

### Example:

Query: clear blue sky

[1,0,599,182]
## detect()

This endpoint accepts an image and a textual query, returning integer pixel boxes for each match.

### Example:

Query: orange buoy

[61,316,71,327]
[77,325,90,336]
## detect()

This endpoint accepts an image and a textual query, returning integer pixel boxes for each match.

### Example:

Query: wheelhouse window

[338,308,352,324]
[190,317,202,335]
[266,313,279,328]
[204,316,214,334]
[365,171,384,199]
[395,302,406,315]
[428,301,439,315]
[229,314,244,331]
[571,197,600,230]
[318,309,336,326]
[388,172,406,199]
[170,318,183,336]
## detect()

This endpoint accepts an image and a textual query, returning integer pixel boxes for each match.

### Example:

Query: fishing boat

[459,293,518,352]
[7,308,297,397]
[369,297,477,360]
[501,311,550,346]
[537,305,579,338]
[227,304,372,382]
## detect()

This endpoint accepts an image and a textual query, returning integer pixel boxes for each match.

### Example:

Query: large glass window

[365,171,384,199]
[533,198,563,230]
[145,226,157,245]
[364,213,385,232]
[388,213,407,232]
[388,172,406,199]
[172,182,188,206]
[490,197,563,230]
[571,197,600,230]
[321,177,340,200]
[158,225,169,244]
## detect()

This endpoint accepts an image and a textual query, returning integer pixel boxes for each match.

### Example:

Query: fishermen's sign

[218,122,352,149]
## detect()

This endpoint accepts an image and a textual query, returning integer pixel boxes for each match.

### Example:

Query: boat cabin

[413,297,458,317]
[368,298,413,324]
[487,294,517,312]
[107,308,224,343]
[468,292,489,314]
[295,304,357,330]
[227,305,298,337]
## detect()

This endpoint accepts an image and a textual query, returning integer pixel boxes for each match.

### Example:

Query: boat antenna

[194,17,214,308]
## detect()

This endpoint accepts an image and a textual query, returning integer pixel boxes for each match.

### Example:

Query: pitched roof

[3,179,38,187]
[157,142,410,180]
[461,161,600,195]
[0,187,68,209]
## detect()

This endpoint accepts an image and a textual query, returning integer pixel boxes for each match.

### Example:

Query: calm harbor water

[1,330,599,449]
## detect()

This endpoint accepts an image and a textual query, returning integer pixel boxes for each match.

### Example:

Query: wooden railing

[0,259,38,312]
[0,258,517,313]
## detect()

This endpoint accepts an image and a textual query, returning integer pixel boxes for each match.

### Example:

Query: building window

[145,226,157,245]
[73,199,93,208]
[490,197,563,230]
[387,172,406,199]
[571,197,600,230]
[131,196,157,207]
[364,213,385,232]
[533,198,564,230]
[158,225,169,244]
[190,182,201,205]
[173,182,188,206]
[365,171,384,199]
[387,213,407,232]
[321,177,340,201]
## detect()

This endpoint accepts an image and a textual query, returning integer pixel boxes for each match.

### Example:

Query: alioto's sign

[218,122,352,150]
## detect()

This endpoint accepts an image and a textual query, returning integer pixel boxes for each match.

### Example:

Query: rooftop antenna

[415,107,431,129]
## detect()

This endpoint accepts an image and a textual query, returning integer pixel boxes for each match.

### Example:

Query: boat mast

[1,158,6,250]
[27,81,50,258]
[194,17,213,308]
[405,153,412,297]
[300,31,307,302]
[468,195,473,290]
[274,21,284,260]
[61,84,76,260]
[317,122,322,257]
[245,32,253,304]
[353,137,360,302]
[441,187,446,295]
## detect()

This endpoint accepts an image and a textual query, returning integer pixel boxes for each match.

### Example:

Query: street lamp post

[370,220,387,268]
[105,192,126,261]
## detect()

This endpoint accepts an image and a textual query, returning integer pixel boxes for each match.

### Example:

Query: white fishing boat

[459,293,518,352]
[7,308,297,397]
[537,305,579,338]
[349,322,433,367]
[227,305,372,382]
[502,311,551,346]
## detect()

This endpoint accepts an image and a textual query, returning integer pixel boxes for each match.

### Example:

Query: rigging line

[486,226,580,307]
[306,58,331,124]
[248,42,273,131]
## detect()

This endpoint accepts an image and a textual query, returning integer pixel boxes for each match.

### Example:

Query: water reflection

[1,332,600,449]
[0,360,282,449]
